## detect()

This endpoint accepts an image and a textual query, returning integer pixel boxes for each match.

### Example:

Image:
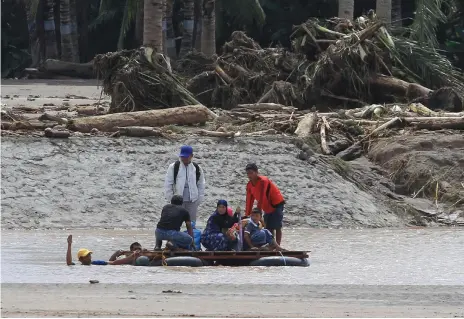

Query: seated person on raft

[244,208,284,251]
[66,235,142,266]
[155,195,194,251]
[201,199,241,251]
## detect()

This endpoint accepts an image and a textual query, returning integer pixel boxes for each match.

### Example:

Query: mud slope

[1,136,402,229]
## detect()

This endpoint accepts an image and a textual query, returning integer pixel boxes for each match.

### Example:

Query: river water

[2,228,463,285]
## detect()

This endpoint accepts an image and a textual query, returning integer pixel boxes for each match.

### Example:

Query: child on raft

[244,208,285,251]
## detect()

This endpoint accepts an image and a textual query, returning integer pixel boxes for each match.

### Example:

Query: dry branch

[320,117,331,155]
[294,113,317,138]
[44,128,71,138]
[198,129,236,138]
[117,126,165,137]
[39,113,69,125]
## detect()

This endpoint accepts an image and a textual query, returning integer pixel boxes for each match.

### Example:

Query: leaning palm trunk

[376,0,392,24]
[338,0,354,19]
[144,0,163,52]
[179,0,194,57]
[59,0,79,62]
[44,0,58,59]
[200,0,215,56]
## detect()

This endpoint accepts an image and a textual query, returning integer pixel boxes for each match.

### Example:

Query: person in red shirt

[245,163,285,245]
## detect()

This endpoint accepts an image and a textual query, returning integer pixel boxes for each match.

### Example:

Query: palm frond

[409,0,448,47]
[391,36,464,93]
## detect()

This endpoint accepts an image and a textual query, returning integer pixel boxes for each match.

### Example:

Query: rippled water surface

[2,228,464,285]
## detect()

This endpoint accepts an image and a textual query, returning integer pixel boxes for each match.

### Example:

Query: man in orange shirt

[245,163,285,245]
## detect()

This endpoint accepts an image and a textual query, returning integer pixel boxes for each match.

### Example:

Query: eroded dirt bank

[1,136,403,229]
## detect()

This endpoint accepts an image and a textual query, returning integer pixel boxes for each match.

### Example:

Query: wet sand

[2,284,463,317]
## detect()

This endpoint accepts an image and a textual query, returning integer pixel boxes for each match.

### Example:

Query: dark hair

[251,208,262,215]
[171,195,184,205]
[246,163,258,172]
[130,242,141,251]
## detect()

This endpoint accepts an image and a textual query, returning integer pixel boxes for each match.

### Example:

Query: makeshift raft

[132,250,310,267]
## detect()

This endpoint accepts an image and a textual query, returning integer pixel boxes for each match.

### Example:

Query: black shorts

[264,203,284,230]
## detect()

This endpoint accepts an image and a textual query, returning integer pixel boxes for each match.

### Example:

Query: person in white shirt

[164,145,205,224]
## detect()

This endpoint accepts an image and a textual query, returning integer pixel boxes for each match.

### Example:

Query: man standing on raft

[164,145,205,223]
[245,163,285,245]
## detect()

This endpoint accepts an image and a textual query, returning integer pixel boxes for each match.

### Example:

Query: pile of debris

[25,15,464,113]
[91,15,464,112]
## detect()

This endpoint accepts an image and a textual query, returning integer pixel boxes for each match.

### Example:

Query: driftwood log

[39,113,69,125]
[67,105,217,133]
[198,129,237,138]
[294,113,317,138]
[38,59,95,78]
[2,120,56,131]
[369,76,432,100]
[117,126,165,137]
[44,128,71,138]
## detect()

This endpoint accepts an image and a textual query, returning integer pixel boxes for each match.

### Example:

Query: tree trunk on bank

[39,59,94,78]
[44,0,59,59]
[26,0,44,66]
[200,0,215,56]
[338,0,354,20]
[179,0,194,57]
[144,0,164,52]
[135,0,144,47]
[163,0,167,54]
[67,105,215,132]
[193,0,202,51]
[391,0,402,27]
[164,0,176,58]
[76,0,90,62]
[376,0,392,24]
[59,0,79,62]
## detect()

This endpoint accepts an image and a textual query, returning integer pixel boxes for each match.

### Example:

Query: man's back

[157,204,190,231]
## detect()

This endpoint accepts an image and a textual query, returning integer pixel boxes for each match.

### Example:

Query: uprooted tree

[89,14,464,113]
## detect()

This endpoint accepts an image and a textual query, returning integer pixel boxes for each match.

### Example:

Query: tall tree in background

[376,0,392,24]
[200,0,215,56]
[338,0,354,19]
[59,0,80,61]
[179,0,194,56]
[135,0,144,46]
[143,0,163,51]
[164,0,176,57]
[44,0,58,58]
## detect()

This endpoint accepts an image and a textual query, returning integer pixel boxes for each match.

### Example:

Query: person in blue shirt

[244,208,285,251]
[66,235,140,266]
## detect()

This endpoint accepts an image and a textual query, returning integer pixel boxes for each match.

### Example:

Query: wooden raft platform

[138,250,310,261]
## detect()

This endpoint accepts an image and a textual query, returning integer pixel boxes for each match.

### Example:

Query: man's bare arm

[66,235,74,265]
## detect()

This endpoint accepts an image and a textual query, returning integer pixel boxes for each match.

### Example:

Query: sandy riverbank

[1,79,463,229]
[2,283,463,317]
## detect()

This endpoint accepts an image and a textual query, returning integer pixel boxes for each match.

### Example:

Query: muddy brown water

[1,228,464,285]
